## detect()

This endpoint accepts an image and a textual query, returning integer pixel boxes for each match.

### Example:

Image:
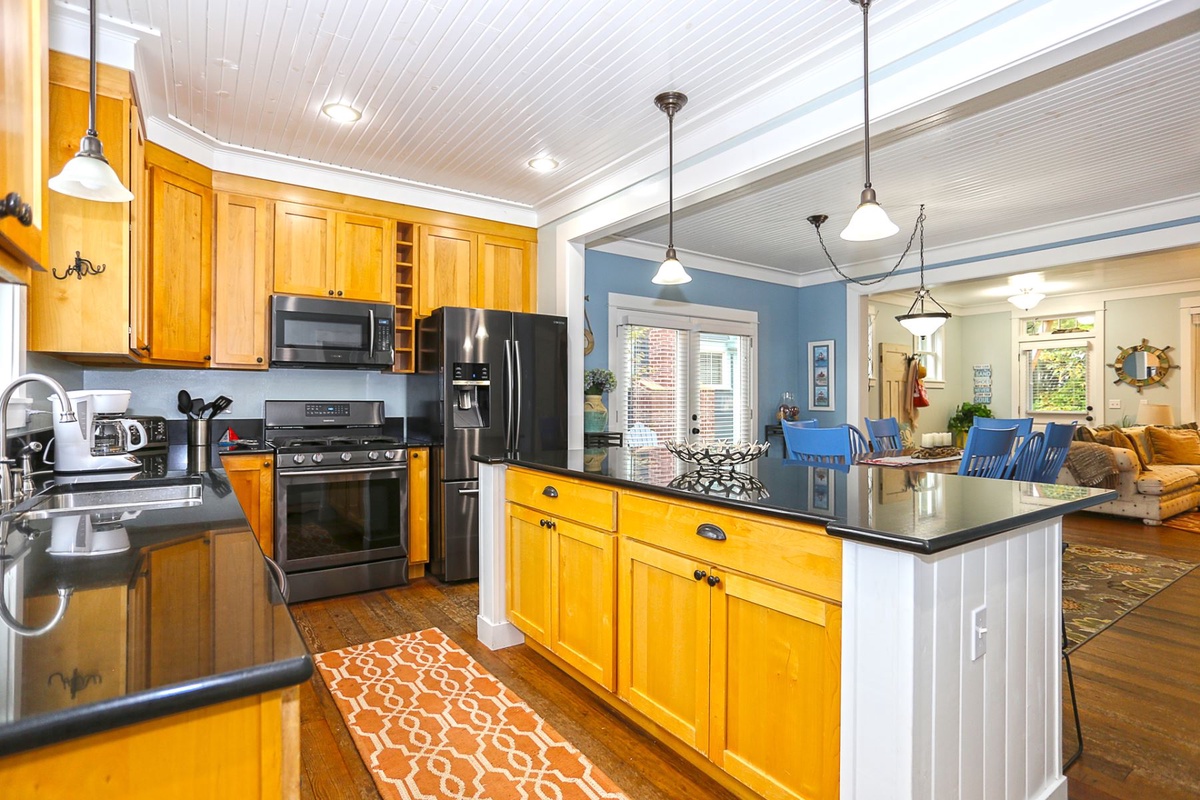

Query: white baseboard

[476,615,525,650]
[1033,775,1069,800]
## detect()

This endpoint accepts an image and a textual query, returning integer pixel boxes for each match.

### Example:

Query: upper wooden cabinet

[274,201,392,303]
[213,192,272,368]
[0,0,48,279]
[146,164,212,364]
[416,226,536,318]
[29,53,137,358]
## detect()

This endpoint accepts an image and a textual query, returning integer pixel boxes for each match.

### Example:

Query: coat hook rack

[54,251,106,281]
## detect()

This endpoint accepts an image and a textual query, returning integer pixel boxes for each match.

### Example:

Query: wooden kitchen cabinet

[146,165,212,364]
[506,503,552,647]
[274,201,392,302]
[416,226,536,317]
[550,514,616,690]
[407,447,429,576]
[29,53,138,357]
[0,0,48,279]
[213,193,272,368]
[222,453,276,557]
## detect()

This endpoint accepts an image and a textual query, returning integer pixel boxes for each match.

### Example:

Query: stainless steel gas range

[265,400,407,602]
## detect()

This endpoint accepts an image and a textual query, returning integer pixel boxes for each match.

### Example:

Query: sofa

[1056,424,1200,525]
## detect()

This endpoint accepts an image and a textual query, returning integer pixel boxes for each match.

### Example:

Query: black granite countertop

[0,449,312,757]
[475,446,1117,555]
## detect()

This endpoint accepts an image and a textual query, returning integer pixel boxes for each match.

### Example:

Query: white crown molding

[589,238,802,288]
[48,2,141,70]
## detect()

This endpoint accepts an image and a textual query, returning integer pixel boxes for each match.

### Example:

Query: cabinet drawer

[507,468,616,532]
[620,492,841,602]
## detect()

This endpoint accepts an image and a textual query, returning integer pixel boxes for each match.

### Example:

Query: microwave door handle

[368,309,375,353]
[514,340,523,449]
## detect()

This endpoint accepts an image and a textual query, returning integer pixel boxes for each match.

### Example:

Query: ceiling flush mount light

[321,103,362,123]
[896,206,951,337]
[651,91,691,286]
[842,0,897,242]
[527,157,559,172]
[1007,288,1046,311]
[48,0,133,203]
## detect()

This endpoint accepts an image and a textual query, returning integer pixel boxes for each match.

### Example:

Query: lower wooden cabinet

[506,503,552,647]
[407,447,429,576]
[222,453,275,557]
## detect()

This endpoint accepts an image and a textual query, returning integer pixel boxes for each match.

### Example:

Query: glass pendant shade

[49,136,133,202]
[1007,290,1045,311]
[652,248,691,285]
[897,312,949,338]
[840,189,899,241]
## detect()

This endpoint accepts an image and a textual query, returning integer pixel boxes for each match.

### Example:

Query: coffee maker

[48,390,147,473]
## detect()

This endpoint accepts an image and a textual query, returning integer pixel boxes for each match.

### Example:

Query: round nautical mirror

[1108,339,1178,393]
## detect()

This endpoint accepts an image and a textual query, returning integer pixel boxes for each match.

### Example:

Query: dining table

[854,448,963,473]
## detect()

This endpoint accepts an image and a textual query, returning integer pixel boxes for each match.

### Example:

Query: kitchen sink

[17,480,203,519]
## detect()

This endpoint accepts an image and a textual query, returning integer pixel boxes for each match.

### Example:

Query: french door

[610,307,757,448]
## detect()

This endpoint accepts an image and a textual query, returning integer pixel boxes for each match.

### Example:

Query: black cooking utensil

[178,389,193,417]
[191,398,205,418]
[208,396,232,419]
[196,401,216,419]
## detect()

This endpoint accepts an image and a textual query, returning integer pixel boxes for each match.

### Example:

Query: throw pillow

[1088,427,1150,470]
[1147,426,1200,465]
[1121,425,1157,469]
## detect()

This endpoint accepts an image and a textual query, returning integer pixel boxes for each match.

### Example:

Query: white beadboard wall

[841,521,1065,800]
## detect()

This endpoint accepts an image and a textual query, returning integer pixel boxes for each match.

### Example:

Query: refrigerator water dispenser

[451,362,490,429]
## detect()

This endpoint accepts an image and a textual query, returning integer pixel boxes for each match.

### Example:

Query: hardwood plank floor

[291,510,1200,799]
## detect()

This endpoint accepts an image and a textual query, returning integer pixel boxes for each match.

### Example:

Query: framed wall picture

[808,340,835,411]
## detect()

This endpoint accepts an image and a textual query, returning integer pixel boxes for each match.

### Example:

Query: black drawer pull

[696,523,726,541]
[693,569,707,581]
[542,486,558,498]
[538,518,556,530]
[707,574,721,587]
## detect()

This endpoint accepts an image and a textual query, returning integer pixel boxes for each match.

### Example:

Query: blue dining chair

[1006,431,1045,480]
[958,425,1018,478]
[974,417,1033,453]
[863,417,902,451]
[782,425,853,467]
[1032,422,1077,483]
[791,419,819,428]
[842,424,871,461]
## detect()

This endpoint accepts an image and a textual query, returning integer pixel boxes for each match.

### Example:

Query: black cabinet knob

[1,192,33,226]
[328,290,334,296]
[706,574,721,587]
[204,355,211,361]
[256,357,263,363]
[336,290,343,296]
[693,569,707,581]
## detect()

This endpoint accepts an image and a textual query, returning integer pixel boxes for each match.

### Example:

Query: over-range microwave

[270,295,395,369]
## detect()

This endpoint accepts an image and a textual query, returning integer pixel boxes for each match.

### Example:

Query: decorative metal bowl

[664,439,770,467]
[668,468,769,500]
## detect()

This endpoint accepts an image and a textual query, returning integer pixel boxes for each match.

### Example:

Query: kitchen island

[474,447,1116,800]
[0,453,311,799]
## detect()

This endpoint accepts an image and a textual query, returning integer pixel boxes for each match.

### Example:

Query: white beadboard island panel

[841,520,1065,800]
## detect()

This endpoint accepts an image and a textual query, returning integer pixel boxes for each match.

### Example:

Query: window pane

[1026,345,1089,412]
[694,332,752,443]
[621,325,689,446]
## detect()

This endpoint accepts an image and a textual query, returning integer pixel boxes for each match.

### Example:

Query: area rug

[1062,544,1198,652]
[1161,510,1200,534]
[315,628,629,800]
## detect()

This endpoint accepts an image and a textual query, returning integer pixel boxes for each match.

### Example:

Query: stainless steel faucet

[0,373,77,509]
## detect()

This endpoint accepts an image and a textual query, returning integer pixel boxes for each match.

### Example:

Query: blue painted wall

[584,249,802,436]
[796,280,848,425]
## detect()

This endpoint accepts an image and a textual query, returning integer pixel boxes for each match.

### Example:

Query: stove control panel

[305,403,351,417]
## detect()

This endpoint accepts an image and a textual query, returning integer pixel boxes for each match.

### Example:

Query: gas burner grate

[277,437,328,448]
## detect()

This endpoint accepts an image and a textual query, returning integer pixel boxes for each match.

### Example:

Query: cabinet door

[144,536,212,687]
[552,520,615,690]
[274,201,334,297]
[506,503,551,646]
[148,166,211,363]
[222,453,275,557]
[476,234,534,312]
[417,225,473,316]
[709,572,841,800]
[213,193,272,368]
[618,538,710,753]
[0,0,47,273]
[335,212,393,302]
[408,447,430,566]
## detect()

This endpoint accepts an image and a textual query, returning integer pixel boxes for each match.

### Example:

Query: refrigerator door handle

[504,339,514,451]
[513,339,523,448]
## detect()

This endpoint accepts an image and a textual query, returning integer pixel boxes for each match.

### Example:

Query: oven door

[274,463,408,575]
[271,295,393,368]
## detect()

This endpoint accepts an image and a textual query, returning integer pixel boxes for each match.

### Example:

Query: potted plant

[584,368,617,433]
[947,402,994,447]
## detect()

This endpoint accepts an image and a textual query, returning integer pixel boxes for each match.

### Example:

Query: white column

[476,462,524,650]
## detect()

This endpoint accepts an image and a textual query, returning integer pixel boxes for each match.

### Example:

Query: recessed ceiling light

[322,103,362,123]
[527,157,559,172]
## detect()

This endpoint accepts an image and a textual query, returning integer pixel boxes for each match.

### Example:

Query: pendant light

[1007,288,1045,311]
[895,206,950,337]
[841,0,897,242]
[48,0,134,203]
[651,91,691,285]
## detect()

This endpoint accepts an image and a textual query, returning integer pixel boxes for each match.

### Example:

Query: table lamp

[1136,403,1176,426]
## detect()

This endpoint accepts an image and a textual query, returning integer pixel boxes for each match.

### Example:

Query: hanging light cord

[904,208,950,316]
[87,0,99,136]
[667,106,675,249]
[811,204,923,286]
[860,0,872,192]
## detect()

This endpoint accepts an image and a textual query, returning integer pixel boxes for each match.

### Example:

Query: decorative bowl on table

[664,439,770,467]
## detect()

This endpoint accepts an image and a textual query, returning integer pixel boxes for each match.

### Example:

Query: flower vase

[583,393,608,433]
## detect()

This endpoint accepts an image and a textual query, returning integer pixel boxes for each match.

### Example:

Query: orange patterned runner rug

[315,628,629,800]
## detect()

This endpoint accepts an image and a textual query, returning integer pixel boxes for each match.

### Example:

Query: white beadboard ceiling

[612,24,1200,281]
[53,0,1199,274]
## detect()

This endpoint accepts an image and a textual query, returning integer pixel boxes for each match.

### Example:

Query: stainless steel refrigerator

[408,307,568,581]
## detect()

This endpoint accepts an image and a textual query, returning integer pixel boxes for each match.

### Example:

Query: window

[1024,315,1096,337]
[1024,343,1090,413]
[609,295,757,447]
[912,325,944,384]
